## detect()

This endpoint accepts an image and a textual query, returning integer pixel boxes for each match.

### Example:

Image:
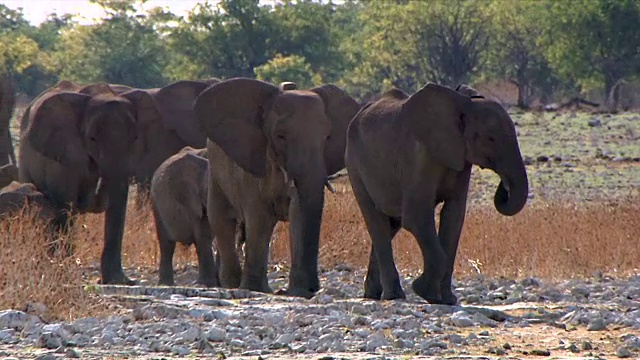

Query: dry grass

[0,209,106,321]
[272,181,640,279]
[2,181,638,320]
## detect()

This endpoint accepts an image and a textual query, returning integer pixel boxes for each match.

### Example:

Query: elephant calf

[150,146,218,286]
[0,181,56,222]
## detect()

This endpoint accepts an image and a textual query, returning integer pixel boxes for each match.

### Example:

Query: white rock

[273,333,294,348]
[450,311,475,327]
[365,331,388,352]
[0,310,40,330]
[206,326,226,342]
[177,326,201,342]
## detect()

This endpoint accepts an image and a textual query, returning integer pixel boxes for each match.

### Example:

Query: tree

[341,1,489,100]
[254,53,321,88]
[541,0,640,108]
[268,0,345,83]
[167,0,276,80]
[52,0,169,88]
[484,1,559,107]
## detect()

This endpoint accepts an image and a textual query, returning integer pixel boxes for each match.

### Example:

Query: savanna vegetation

[1,0,639,319]
[1,0,639,109]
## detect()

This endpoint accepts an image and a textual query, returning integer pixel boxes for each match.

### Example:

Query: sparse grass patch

[0,209,105,321]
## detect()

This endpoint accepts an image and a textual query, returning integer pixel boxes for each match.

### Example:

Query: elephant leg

[241,212,276,293]
[153,205,175,286]
[208,185,242,288]
[405,208,447,304]
[194,217,219,287]
[100,180,134,285]
[363,217,402,300]
[437,198,468,305]
[350,174,405,300]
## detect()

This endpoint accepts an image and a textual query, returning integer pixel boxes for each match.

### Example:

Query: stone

[451,311,474,327]
[206,327,226,342]
[0,310,40,330]
[587,317,607,331]
[616,346,633,358]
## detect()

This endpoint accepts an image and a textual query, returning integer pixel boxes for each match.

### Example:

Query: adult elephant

[19,81,159,284]
[195,78,359,298]
[0,74,17,185]
[54,78,220,203]
[345,83,529,305]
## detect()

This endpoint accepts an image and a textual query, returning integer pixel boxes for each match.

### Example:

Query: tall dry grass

[2,181,638,319]
[0,209,105,321]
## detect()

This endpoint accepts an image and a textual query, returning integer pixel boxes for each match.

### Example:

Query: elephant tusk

[324,179,336,193]
[94,177,103,195]
[279,166,295,188]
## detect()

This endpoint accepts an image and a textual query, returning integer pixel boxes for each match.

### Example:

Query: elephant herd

[0,76,528,305]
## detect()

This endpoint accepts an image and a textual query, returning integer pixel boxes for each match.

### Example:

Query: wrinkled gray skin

[19,81,160,284]
[151,146,246,287]
[0,181,57,222]
[195,78,359,298]
[0,74,17,187]
[151,146,217,286]
[54,78,220,206]
[345,83,529,304]
[111,78,220,205]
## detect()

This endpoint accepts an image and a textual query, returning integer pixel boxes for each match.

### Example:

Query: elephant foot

[276,287,316,299]
[100,271,136,286]
[363,277,383,300]
[158,276,175,286]
[411,275,443,304]
[381,287,406,301]
[240,278,272,294]
[197,276,220,288]
[441,288,459,306]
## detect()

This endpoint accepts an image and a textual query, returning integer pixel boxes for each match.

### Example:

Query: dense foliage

[1,0,639,107]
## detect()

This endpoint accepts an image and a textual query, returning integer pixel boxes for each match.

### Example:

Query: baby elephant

[0,181,56,222]
[151,146,219,287]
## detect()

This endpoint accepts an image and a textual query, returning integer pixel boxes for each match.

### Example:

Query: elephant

[152,146,249,287]
[194,78,359,298]
[151,146,216,286]
[0,74,17,185]
[49,78,220,206]
[0,181,57,222]
[345,83,529,304]
[19,81,160,284]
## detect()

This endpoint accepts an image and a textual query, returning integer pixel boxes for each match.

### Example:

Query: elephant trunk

[287,160,326,296]
[494,152,529,216]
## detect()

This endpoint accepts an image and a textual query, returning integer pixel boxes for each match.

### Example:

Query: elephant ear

[195,77,279,178]
[78,83,114,96]
[53,80,82,92]
[26,91,90,165]
[310,84,360,176]
[455,84,484,99]
[403,83,471,171]
[154,80,211,147]
[121,89,162,155]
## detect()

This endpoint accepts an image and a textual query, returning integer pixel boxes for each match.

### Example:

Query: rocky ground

[0,266,639,360]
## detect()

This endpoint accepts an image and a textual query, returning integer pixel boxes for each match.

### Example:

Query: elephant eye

[89,136,97,143]
[488,136,496,143]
